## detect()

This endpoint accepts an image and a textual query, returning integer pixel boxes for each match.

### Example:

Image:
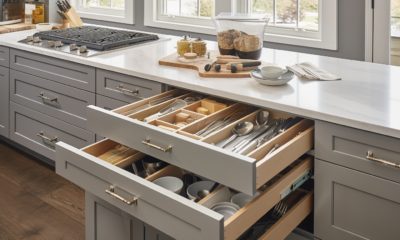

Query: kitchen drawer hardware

[367,151,400,169]
[142,138,172,153]
[105,185,138,205]
[280,168,313,199]
[117,84,139,95]
[38,92,58,102]
[37,131,58,142]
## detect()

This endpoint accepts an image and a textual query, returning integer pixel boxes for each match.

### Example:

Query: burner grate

[33,26,159,51]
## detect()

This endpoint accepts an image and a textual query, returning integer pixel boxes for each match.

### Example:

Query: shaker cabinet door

[0,66,9,138]
[315,159,400,240]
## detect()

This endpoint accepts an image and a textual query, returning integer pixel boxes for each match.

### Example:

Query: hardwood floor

[0,140,85,240]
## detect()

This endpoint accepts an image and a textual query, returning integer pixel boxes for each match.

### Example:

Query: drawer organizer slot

[56,138,313,240]
[87,89,315,195]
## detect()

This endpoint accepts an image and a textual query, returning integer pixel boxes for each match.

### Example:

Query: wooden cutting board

[2,23,36,32]
[159,50,253,78]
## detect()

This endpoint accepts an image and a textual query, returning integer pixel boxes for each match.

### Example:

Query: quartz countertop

[1,28,399,139]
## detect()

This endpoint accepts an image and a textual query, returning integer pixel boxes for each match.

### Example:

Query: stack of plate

[251,69,295,86]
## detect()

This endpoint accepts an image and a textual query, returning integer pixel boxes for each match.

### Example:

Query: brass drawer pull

[38,92,57,102]
[105,186,138,205]
[367,151,400,169]
[142,138,172,153]
[37,131,58,142]
[117,84,139,95]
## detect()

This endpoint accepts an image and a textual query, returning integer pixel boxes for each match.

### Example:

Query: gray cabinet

[10,70,96,129]
[314,159,400,240]
[10,49,96,92]
[96,69,164,103]
[0,46,9,67]
[0,65,9,137]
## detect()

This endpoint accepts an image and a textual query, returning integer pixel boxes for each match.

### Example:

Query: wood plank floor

[0,140,85,240]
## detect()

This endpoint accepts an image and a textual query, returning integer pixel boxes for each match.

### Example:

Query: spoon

[221,122,254,149]
[195,182,220,202]
[255,111,270,130]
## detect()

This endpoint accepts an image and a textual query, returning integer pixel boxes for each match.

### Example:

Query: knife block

[63,6,83,27]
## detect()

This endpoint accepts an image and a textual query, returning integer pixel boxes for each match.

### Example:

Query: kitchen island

[0,27,399,240]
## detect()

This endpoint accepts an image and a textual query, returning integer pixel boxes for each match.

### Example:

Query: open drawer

[86,89,315,195]
[55,139,314,240]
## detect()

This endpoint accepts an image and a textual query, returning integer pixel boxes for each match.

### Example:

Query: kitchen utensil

[142,156,167,176]
[197,181,220,201]
[280,117,304,132]
[266,144,279,157]
[231,192,260,208]
[121,95,175,116]
[187,181,216,200]
[260,66,287,79]
[182,173,201,198]
[221,122,254,149]
[153,176,183,194]
[252,69,295,86]
[210,202,241,220]
[144,99,187,122]
[278,117,294,133]
[227,62,262,70]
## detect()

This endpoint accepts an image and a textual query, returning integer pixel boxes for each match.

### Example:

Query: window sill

[76,11,134,25]
[144,19,216,35]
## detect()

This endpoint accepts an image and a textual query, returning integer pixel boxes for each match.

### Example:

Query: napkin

[287,62,341,81]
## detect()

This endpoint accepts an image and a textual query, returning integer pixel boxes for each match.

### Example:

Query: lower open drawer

[56,139,313,240]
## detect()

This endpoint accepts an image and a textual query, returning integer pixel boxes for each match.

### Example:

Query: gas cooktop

[18,26,170,57]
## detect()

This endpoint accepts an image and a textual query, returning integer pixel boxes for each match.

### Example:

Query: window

[72,0,134,24]
[144,0,337,50]
[392,0,400,37]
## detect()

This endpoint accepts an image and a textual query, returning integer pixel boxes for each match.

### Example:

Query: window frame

[144,0,337,50]
[71,0,134,24]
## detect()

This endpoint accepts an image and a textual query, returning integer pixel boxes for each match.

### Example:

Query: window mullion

[273,0,276,25]
[296,0,299,28]
[197,0,200,17]
[179,0,181,15]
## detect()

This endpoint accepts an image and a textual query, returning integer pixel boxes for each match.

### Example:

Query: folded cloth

[287,62,341,81]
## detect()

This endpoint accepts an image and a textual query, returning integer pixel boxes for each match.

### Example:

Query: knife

[63,0,71,9]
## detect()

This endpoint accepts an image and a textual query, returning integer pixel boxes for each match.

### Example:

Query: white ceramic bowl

[210,202,241,221]
[153,176,183,194]
[231,192,260,208]
[187,181,215,200]
[260,66,287,79]
[36,23,53,31]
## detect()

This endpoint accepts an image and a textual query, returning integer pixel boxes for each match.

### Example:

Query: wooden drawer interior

[81,139,314,240]
[110,89,315,192]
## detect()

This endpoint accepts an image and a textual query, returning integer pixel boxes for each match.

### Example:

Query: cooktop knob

[33,37,41,43]
[70,44,78,51]
[48,41,55,47]
[55,41,63,47]
[27,36,34,42]
[79,46,88,53]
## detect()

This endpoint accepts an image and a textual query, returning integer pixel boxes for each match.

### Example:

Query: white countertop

[1,29,400,139]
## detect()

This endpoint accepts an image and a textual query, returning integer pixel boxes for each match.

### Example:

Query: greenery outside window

[392,0,400,37]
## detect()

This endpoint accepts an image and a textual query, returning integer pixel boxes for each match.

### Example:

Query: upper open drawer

[86,89,314,195]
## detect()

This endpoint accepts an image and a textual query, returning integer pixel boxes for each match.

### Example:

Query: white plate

[251,69,295,86]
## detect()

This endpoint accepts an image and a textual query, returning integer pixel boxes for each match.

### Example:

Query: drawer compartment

[10,102,95,160]
[56,139,314,240]
[10,70,96,129]
[86,89,315,195]
[0,46,9,67]
[96,69,164,103]
[10,49,95,92]
[0,66,9,137]
[315,159,400,240]
[315,120,400,184]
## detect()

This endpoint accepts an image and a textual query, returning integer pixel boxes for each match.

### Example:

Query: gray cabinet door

[9,102,95,161]
[0,46,9,68]
[315,159,400,240]
[95,95,128,142]
[10,49,95,92]
[10,70,96,129]
[0,66,9,138]
[96,69,163,103]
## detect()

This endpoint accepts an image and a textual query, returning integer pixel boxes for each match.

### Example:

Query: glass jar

[192,38,207,56]
[213,13,270,60]
[177,35,192,56]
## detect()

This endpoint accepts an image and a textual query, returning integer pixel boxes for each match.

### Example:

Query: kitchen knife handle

[242,62,262,67]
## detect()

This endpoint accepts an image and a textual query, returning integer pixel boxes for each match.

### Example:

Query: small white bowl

[36,23,54,32]
[260,66,287,79]
[153,176,183,194]
[231,192,260,208]
[187,181,215,200]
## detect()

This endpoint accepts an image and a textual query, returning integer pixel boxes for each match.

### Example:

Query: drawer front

[0,66,9,138]
[315,159,400,240]
[10,102,95,161]
[95,95,129,142]
[315,120,400,184]
[10,70,96,129]
[56,142,223,240]
[10,49,95,92]
[96,69,164,103]
[0,46,9,67]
